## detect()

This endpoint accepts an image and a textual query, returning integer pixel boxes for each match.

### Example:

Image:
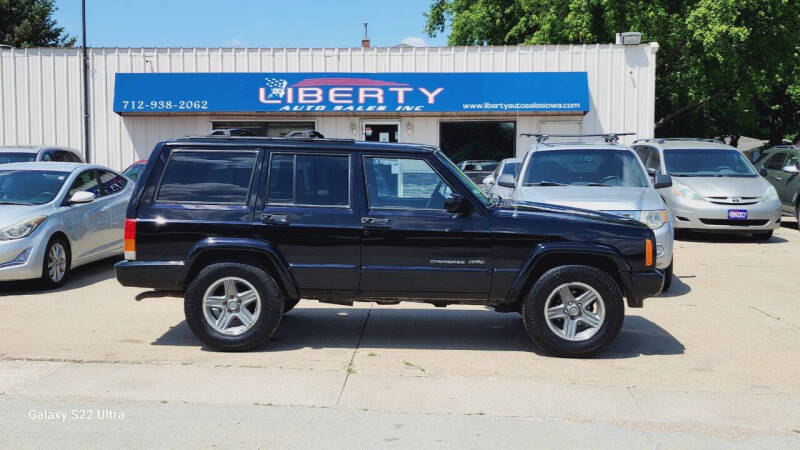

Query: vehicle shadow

[780,218,798,231]
[153,307,683,358]
[0,256,120,296]
[656,274,692,298]
[675,230,787,244]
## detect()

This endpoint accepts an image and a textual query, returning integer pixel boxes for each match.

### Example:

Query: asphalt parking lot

[1,222,799,448]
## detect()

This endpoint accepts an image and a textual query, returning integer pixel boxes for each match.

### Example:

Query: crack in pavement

[749,306,800,330]
[336,304,373,406]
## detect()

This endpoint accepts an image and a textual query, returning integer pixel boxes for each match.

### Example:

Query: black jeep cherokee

[116,137,663,357]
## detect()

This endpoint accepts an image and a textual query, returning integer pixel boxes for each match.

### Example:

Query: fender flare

[184,237,299,299]
[506,241,631,303]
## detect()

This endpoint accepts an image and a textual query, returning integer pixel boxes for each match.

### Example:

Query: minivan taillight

[124,219,136,260]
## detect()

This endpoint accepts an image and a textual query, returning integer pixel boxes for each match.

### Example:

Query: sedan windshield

[522,150,648,187]
[0,153,36,164]
[664,149,757,177]
[501,162,521,176]
[0,170,69,205]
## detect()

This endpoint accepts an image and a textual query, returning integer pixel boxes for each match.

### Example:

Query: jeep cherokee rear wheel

[184,262,283,351]
[522,265,624,357]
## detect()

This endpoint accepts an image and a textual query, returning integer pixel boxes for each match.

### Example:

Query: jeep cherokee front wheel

[522,265,624,357]
[184,262,284,351]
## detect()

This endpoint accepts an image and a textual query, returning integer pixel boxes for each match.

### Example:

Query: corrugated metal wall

[1,45,658,170]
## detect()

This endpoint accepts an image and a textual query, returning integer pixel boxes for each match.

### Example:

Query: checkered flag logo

[265,78,288,99]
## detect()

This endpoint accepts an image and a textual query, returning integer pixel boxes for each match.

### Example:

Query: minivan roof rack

[634,137,726,145]
[520,133,634,144]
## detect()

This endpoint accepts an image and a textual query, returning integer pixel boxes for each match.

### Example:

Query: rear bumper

[621,269,664,308]
[115,260,186,290]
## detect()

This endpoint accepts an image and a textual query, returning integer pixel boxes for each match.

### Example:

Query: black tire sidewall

[41,235,70,288]
[184,263,283,351]
[522,265,624,357]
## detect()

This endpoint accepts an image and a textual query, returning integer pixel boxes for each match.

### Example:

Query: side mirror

[444,194,472,215]
[646,167,657,176]
[67,191,95,205]
[482,175,494,185]
[758,167,769,177]
[654,174,672,189]
[497,174,515,188]
[782,165,799,174]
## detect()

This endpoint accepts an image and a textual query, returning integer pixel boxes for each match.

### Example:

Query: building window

[211,121,315,137]
[439,121,516,164]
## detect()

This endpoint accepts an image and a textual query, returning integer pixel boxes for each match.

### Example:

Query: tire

[40,235,70,288]
[662,261,673,292]
[753,230,773,241]
[521,265,625,358]
[184,262,283,352]
[283,297,301,314]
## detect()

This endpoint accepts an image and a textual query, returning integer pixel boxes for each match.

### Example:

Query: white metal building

[0,44,658,170]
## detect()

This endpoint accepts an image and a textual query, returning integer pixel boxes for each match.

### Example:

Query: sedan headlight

[0,216,46,240]
[609,210,669,229]
[763,185,779,202]
[672,183,702,201]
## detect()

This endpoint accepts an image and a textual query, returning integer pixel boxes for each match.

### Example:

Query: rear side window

[267,153,349,206]
[98,170,127,195]
[157,151,257,204]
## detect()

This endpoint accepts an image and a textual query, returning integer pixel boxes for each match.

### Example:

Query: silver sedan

[0,162,133,286]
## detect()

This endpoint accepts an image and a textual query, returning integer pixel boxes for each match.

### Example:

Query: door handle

[361,217,391,227]
[261,213,289,225]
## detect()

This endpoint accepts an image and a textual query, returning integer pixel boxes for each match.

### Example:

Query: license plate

[728,209,748,220]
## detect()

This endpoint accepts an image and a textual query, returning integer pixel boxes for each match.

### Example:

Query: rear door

[358,153,492,298]
[96,169,131,254]
[779,152,800,210]
[254,149,361,294]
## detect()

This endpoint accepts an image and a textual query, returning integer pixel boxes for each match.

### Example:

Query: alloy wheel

[202,277,261,336]
[544,282,606,341]
[47,243,67,283]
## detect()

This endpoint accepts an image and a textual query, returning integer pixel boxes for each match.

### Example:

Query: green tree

[425,0,800,145]
[0,0,75,47]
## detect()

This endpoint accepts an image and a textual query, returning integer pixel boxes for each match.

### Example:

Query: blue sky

[53,0,448,47]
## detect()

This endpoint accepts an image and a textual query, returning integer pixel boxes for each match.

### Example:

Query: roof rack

[520,133,634,144]
[184,135,356,143]
[634,137,726,145]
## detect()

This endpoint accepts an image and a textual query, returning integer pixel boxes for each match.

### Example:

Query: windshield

[501,162,521,176]
[436,152,491,206]
[664,149,757,177]
[123,164,145,182]
[0,153,36,164]
[522,150,648,187]
[0,170,69,205]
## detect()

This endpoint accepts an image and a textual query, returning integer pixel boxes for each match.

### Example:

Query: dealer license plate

[728,209,748,220]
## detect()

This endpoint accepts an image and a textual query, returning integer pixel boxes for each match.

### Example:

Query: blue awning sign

[113,72,589,114]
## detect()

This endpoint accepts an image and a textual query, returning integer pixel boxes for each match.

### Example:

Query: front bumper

[621,269,665,308]
[666,197,781,232]
[0,232,49,282]
[652,221,673,270]
[115,260,187,290]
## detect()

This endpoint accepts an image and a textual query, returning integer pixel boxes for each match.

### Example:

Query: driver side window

[363,157,452,209]
[69,170,101,197]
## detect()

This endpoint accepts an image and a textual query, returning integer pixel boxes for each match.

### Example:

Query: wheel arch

[184,238,299,300]
[507,242,631,306]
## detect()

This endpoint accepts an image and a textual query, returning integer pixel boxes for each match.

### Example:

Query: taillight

[645,239,653,267]
[124,219,136,260]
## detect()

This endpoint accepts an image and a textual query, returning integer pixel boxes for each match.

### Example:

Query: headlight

[672,183,702,201]
[763,185,778,202]
[607,210,669,229]
[0,216,46,240]
[638,210,669,230]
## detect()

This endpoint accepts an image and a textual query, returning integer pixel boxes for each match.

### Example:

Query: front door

[358,154,492,298]
[364,122,399,143]
[256,150,361,294]
[62,169,108,263]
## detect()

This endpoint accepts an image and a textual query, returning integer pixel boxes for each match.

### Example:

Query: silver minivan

[505,134,675,289]
[633,138,781,240]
